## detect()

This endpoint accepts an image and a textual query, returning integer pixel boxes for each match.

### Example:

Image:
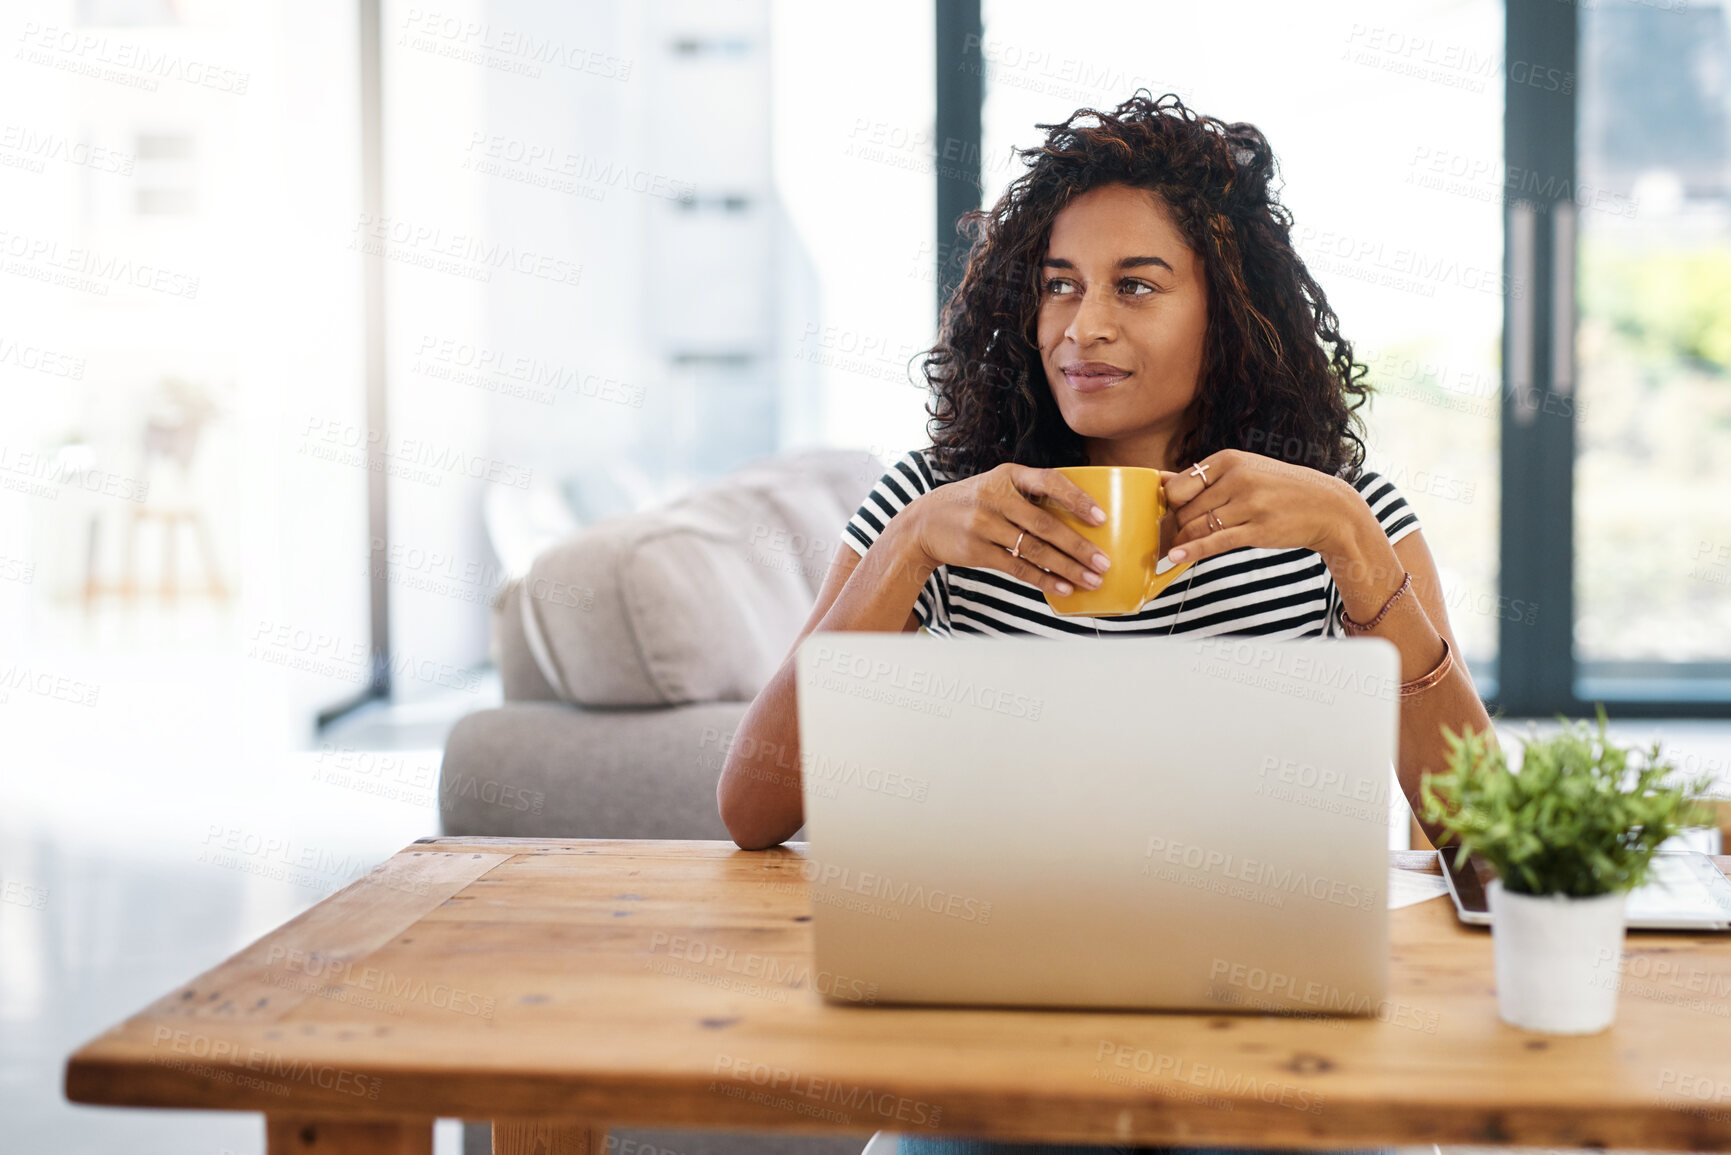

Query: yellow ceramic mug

[1040,466,1193,616]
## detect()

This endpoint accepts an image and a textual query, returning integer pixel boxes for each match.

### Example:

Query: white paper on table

[1388,867,1451,909]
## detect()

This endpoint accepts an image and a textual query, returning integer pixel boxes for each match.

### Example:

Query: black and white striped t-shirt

[841,448,1421,638]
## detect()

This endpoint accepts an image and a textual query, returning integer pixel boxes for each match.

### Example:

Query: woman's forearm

[1322,500,1496,848]
[717,515,937,849]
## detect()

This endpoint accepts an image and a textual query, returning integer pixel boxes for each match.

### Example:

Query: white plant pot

[1488,879,1628,1034]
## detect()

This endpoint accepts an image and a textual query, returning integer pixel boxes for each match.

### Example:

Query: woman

[717,91,1493,1154]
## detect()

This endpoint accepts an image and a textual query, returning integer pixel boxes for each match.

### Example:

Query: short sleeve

[1350,468,1422,547]
[841,448,950,632]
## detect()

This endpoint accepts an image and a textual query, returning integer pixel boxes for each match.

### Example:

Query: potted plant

[1420,708,1713,1035]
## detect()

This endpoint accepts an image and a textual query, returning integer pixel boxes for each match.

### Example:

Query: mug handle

[1145,554,1193,602]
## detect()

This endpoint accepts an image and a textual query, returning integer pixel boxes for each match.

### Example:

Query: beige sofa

[438,447,885,1155]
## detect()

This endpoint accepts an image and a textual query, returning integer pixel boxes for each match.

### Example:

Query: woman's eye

[1042,279,1075,296]
[1121,280,1155,296]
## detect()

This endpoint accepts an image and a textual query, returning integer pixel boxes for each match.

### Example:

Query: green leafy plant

[1420,707,1715,898]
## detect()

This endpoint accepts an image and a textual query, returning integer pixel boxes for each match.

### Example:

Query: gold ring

[1207,509,1223,533]
[1189,462,1210,486]
[1009,530,1026,559]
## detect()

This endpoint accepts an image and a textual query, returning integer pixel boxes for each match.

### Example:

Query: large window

[1492,0,1731,714]
[0,0,369,720]
[772,0,936,464]
[1575,0,1731,696]
[964,0,1731,713]
[978,0,1504,676]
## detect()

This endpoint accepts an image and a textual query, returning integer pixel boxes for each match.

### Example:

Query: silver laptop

[794,633,1399,1014]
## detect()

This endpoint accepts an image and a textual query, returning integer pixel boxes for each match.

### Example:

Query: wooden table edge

[57,838,1731,1154]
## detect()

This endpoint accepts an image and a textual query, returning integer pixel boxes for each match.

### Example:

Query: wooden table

[64,839,1731,1154]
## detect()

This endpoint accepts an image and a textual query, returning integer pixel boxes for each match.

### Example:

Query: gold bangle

[1342,571,1412,634]
[1400,637,1454,697]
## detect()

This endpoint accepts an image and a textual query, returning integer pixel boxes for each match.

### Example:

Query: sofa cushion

[440,701,752,839]
[520,448,883,707]
[489,579,561,702]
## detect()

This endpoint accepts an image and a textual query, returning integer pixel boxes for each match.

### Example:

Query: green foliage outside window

[1583,245,1731,377]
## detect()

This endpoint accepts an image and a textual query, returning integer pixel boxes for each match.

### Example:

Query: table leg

[491,1121,606,1155]
[265,1115,433,1154]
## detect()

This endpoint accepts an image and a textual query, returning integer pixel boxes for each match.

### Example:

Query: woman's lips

[1063,368,1130,392]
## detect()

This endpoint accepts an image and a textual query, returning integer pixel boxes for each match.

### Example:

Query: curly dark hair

[921,90,1369,481]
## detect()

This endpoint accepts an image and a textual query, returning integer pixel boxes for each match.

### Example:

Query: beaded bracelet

[1341,571,1412,635]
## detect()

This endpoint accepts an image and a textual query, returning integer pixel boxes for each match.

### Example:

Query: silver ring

[1008,530,1026,559]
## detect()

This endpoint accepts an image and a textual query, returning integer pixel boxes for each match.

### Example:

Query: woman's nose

[1065,289,1117,344]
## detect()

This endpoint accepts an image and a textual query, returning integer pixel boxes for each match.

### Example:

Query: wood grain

[491,1121,604,1154]
[65,838,1731,1152]
[145,848,510,1025]
[265,1115,431,1154]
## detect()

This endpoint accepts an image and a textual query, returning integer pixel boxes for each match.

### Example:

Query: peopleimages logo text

[800,860,992,924]
[301,418,532,488]
[1208,959,1439,1032]
[1258,756,1388,804]
[711,1056,943,1127]
[148,1028,380,1098]
[802,751,929,802]
[809,644,1043,720]
[1093,1042,1325,1114]
[1190,638,1397,702]
[1144,837,1376,911]
[264,946,495,1018]
[649,932,878,1003]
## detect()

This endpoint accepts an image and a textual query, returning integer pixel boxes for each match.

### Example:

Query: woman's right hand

[902,463,1114,597]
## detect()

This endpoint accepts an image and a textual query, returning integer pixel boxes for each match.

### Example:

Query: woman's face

[1035,183,1208,467]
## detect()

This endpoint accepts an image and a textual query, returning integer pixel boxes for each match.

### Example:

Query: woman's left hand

[1158,450,1363,565]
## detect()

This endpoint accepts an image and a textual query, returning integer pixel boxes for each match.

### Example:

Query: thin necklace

[1090,557,1200,638]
